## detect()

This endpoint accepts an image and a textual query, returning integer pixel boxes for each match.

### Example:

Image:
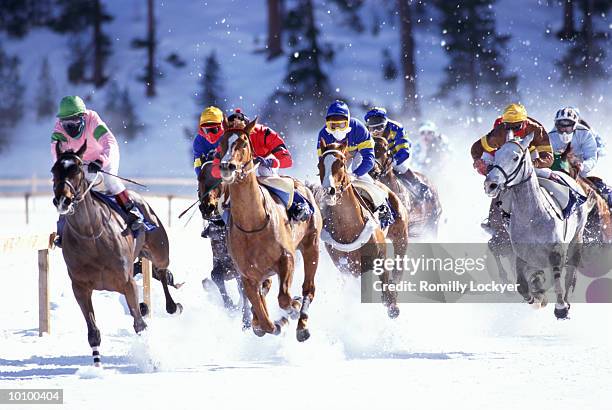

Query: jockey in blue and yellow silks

[364,106,431,198]
[317,100,394,228]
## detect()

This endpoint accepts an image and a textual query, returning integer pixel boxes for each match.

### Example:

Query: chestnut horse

[217,120,322,342]
[198,157,251,329]
[317,140,409,318]
[564,150,612,244]
[51,141,181,366]
[371,135,442,238]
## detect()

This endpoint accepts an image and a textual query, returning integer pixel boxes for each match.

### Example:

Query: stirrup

[289,202,310,222]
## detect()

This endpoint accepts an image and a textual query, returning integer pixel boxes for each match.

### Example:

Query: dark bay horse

[216,120,323,342]
[51,141,181,366]
[317,140,409,318]
[197,157,251,329]
[371,136,442,238]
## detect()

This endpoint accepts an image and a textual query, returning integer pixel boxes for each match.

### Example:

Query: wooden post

[167,195,173,227]
[25,193,30,225]
[38,249,50,336]
[142,257,152,317]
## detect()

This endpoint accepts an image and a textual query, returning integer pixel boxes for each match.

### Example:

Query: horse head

[371,135,393,179]
[318,138,349,206]
[198,153,224,219]
[484,133,534,197]
[51,140,88,215]
[218,118,258,183]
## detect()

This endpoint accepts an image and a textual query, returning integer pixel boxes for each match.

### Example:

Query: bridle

[372,136,393,179]
[53,154,101,213]
[320,149,350,199]
[219,129,260,183]
[490,140,532,188]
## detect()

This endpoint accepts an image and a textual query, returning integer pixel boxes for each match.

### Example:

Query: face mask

[61,117,85,138]
[559,132,573,144]
[329,127,351,141]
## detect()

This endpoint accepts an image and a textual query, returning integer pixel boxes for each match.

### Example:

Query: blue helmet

[326,100,350,119]
[364,107,387,127]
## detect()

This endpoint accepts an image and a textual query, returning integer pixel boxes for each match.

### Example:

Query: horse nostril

[489,183,498,191]
[228,163,236,171]
[328,187,336,196]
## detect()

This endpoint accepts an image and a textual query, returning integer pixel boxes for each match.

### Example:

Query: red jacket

[211,124,292,178]
[248,124,292,168]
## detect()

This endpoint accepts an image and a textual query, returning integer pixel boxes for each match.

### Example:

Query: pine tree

[0,0,53,38]
[398,0,420,118]
[52,0,114,87]
[132,0,157,97]
[0,44,25,152]
[103,81,122,138]
[266,0,284,59]
[556,0,609,98]
[434,0,518,118]
[266,0,334,132]
[195,51,225,108]
[103,83,143,141]
[382,48,398,81]
[36,57,56,119]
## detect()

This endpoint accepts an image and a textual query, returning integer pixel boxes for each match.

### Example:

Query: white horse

[483,133,595,319]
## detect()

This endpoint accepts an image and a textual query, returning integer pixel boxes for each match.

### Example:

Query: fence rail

[0,233,153,336]
[0,177,197,227]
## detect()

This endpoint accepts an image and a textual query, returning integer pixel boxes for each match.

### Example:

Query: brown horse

[216,120,322,342]
[51,141,181,366]
[564,151,612,244]
[197,157,251,329]
[317,140,409,318]
[371,135,442,238]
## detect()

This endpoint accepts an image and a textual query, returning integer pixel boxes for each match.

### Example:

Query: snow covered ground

[2,162,612,409]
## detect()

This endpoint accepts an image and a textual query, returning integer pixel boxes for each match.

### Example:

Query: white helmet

[555,107,579,144]
[419,121,438,135]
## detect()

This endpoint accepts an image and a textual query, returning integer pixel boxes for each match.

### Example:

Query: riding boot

[287,191,313,222]
[115,190,144,231]
[376,202,395,229]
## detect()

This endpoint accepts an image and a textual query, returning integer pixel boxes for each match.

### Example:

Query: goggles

[60,117,83,128]
[326,119,349,131]
[503,122,523,132]
[556,120,575,130]
[367,123,386,133]
[201,125,221,135]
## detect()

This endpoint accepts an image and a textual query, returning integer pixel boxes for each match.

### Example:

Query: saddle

[91,191,157,235]
[498,171,587,220]
[351,178,388,209]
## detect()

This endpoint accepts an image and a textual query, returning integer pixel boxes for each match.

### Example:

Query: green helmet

[56,96,87,119]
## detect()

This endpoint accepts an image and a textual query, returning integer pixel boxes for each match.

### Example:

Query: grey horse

[483,133,595,319]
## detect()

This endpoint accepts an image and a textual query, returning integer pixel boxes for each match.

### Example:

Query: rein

[491,141,533,188]
[320,149,350,197]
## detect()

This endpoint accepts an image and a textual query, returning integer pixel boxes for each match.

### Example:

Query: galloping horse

[484,134,595,318]
[216,120,322,342]
[51,141,181,366]
[371,136,442,238]
[317,140,409,318]
[197,156,251,329]
[564,150,612,244]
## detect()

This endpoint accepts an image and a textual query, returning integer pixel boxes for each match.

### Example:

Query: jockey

[415,120,450,168]
[471,103,554,234]
[193,106,225,177]
[364,106,430,198]
[51,96,143,245]
[317,100,394,227]
[219,108,310,222]
[549,106,612,207]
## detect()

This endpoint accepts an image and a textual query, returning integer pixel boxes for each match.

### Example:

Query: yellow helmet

[501,103,527,123]
[199,106,223,125]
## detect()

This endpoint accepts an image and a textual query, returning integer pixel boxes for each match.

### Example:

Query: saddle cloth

[257,176,295,208]
[91,191,157,234]
[499,171,586,219]
[352,178,388,209]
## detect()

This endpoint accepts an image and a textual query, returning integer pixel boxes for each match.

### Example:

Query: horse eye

[513,155,519,162]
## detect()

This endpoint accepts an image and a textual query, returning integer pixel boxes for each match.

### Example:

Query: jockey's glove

[254,156,279,169]
[87,160,103,174]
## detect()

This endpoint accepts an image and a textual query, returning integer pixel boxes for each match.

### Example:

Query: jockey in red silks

[212,108,311,222]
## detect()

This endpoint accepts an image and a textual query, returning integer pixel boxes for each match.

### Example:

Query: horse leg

[297,239,320,342]
[153,266,182,315]
[549,247,568,317]
[515,257,532,302]
[277,251,298,325]
[124,277,147,334]
[236,275,252,330]
[71,282,102,367]
[211,259,236,311]
[244,276,275,336]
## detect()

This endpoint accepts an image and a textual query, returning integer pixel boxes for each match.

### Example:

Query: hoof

[296,328,311,342]
[166,302,183,315]
[289,297,302,320]
[139,302,149,317]
[253,326,266,337]
[387,304,400,319]
[175,303,183,315]
[554,303,571,320]
[273,318,288,335]
[135,322,147,334]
